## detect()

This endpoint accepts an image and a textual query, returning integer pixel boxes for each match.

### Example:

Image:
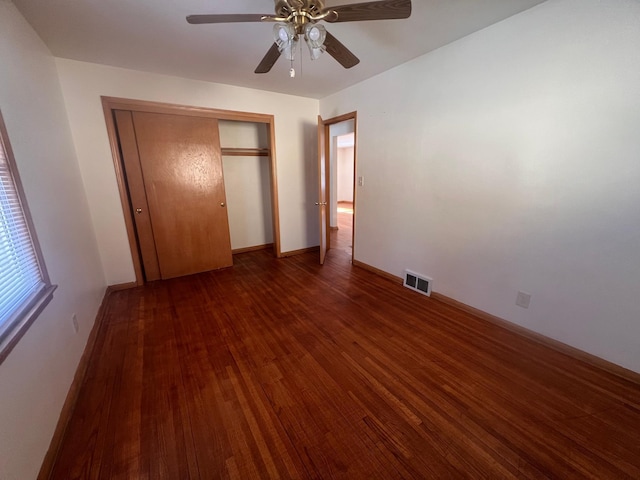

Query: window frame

[0,110,56,364]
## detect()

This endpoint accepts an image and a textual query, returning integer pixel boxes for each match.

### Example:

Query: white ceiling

[12,0,546,99]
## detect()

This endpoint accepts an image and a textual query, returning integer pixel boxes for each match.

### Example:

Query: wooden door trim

[266,119,282,259]
[101,96,282,285]
[102,96,276,123]
[102,99,145,285]
[317,116,327,264]
[322,111,357,264]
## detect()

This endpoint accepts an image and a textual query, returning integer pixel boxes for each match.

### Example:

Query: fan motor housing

[275,1,324,18]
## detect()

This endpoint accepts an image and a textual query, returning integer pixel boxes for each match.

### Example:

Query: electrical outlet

[516,291,531,309]
[72,314,79,334]
[358,176,364,187]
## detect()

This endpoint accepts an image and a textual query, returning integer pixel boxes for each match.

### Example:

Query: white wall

[219,119,269,148]
[0,2,106,478]
[219,121,273,250]
[55,59,319,284]
[337,145,355,203]
[321,0,640,373]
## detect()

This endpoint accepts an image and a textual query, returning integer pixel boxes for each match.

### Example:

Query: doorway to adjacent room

[317,112,357,264]
[333,130,355,257]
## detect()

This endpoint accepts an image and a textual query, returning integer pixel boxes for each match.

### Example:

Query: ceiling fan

[187,0,412,74]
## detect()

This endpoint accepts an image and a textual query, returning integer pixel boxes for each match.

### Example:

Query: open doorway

[317,112,357,265]
[323,115,356,261]
[332,130,355,256]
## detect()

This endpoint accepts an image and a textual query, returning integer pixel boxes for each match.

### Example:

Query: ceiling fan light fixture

[188,0,414,74]
[274,22,293,42]
[273,22,298,61]
[304,23,326,60]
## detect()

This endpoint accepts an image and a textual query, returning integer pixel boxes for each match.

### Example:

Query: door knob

[135,208,142,214]
[220,202,226,207]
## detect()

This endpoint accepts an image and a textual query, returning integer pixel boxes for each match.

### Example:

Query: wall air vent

[403,270,433,297]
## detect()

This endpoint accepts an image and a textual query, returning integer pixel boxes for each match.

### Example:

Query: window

[0,111,55,363]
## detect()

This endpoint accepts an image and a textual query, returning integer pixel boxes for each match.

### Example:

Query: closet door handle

[220,202,226,207]
[135,208,142,214]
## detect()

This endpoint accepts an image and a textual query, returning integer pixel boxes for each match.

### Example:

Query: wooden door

[317,115,328,265]
[116,110,233,280]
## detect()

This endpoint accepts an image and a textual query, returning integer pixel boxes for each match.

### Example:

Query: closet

[105,97,279,284]
[219,120,274,254]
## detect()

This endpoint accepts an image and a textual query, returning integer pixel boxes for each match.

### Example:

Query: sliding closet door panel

[132,112,232,279]
[114,110,161,281]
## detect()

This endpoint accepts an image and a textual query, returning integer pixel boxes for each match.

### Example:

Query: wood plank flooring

[332,202,353,255]
[50,220,640,479]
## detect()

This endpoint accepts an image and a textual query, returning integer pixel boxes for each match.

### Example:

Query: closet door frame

[101,96,282,286]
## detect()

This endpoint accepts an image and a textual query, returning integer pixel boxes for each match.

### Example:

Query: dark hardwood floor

[50,214,640,479]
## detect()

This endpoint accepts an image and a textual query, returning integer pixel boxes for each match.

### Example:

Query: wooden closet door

[124,111,232,279]
[115,110,161,280]
[317,116,328,265]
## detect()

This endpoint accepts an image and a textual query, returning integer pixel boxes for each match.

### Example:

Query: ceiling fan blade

[324,0,411,23]
[324,32,360,69]
[186,14,270,24]
[255,43,282,74]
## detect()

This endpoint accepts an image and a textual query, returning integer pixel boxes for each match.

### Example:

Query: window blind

[0,136,45,339]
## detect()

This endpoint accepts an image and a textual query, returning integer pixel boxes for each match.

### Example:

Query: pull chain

[299,37,303,77]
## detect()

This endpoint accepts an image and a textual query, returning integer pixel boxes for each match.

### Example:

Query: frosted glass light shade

[304,24,326,60]
[273,23,297,61]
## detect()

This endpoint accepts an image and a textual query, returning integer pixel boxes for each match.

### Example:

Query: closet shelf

[221,148,270,157]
